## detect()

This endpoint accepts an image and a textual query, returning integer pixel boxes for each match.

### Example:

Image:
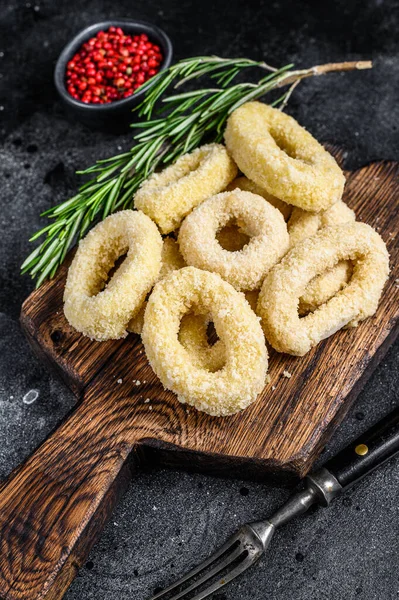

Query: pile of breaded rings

[64,101,389,417]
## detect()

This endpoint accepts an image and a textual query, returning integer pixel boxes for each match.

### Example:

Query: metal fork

[148,406,399,600]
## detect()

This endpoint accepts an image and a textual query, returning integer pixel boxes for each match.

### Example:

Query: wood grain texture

[0,153,398,599]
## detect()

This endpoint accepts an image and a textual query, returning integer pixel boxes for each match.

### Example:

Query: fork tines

[149,526,263,600]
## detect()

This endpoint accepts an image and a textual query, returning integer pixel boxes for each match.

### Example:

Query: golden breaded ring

[64,210,162,341]
[178,190,289,291]
[226,176,292,221]
[142,267,268,416]
[288,200,356,313]
[225,101,345,212]
[257,222,389,356]
[127,237,186,335]
[135,144,238,234]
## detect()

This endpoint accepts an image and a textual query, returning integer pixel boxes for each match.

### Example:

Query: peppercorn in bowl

[54,19,173,129]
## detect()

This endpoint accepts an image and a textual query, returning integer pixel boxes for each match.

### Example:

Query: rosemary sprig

[21,56,372,287]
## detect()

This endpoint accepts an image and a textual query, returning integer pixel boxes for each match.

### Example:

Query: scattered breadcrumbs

[144,398,151,403]
[135,380,141,386]
[283,370,292,378]
[117,378,122,384]
[266,374,271,384]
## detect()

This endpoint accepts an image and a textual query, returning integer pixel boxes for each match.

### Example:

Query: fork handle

[324,406,399,488]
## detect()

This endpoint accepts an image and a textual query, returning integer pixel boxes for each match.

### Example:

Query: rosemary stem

[276,60,373,88]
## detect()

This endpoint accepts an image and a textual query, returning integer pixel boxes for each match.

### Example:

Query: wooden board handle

[0,395,142,600]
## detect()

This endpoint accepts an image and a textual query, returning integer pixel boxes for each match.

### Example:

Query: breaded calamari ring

[224,102,345,212]
[226,176,292,221]
[178,190,289,291]
[64,210,162,341]
[134,144,238,234]
[288,200,356,314]
[127,237,186,335]
[257,222,389,356]
[142,267,268,416]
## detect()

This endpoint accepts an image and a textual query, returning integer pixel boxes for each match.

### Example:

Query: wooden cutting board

[0,149,398,600]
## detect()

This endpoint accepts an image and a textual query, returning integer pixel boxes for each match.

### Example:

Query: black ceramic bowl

[54,19,173,130]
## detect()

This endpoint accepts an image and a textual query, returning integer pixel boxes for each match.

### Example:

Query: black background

[0,1,398,599]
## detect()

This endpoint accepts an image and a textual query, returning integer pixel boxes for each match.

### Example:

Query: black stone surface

[0,1,398,599]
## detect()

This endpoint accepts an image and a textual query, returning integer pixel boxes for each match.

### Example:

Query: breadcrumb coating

[225,102,345,212]
[127,237,186,334]
[142,267,268,416]
[288,201,356,248]
[288,201,356,313]
[64,210,162,341]
[134,143,238,234]
[257,222,389,356]
[226,176,292,221]
[178,190,289,291]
